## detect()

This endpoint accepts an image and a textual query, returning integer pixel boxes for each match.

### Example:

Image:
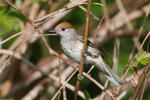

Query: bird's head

[50,22,77,39]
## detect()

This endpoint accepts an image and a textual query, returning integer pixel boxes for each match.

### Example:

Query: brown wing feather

[78,36,104,58]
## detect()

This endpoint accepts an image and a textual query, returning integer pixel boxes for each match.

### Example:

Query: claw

[77,74,84,81]
[81,51,86,57]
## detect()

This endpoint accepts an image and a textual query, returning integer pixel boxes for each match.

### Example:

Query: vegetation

[0,0,150,100]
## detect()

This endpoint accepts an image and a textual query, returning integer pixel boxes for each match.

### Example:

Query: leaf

[0,9,22,37]
[84,90,91,100]
[133,51,150,67]
[140,58,149,65]
[133,61,138,67]
[136,51,150,62]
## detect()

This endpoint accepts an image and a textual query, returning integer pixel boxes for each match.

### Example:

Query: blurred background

[0,0,150,100]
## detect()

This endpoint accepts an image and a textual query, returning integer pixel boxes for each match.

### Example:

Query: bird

[50,22,124,87]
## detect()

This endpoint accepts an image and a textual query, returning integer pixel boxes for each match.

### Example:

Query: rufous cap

[55,22,73,29]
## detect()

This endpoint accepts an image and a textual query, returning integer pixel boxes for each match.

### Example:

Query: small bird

[51,22,124,87]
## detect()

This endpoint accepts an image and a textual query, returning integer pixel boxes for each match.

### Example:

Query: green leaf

[136,51,150,62]
[129,64,132,69]
[84,90,91,100]
[132,51,150,67]
[0,9,21,37]
[140,58,149,65]
[133,61,138,67]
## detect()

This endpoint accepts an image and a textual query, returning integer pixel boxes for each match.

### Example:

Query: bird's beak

[49,29,56,33]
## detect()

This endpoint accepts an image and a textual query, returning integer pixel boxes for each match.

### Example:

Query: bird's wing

[78,35,104,58]
[78,35,95,47]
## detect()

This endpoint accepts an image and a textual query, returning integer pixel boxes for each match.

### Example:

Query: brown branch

[140,31,150,49]
[91,3,150,45]
[100,29,149,45]
[93,68,144,100]
[3,0,61,56]
[131,62,150,100]
[0,49,50,78]
[34,0,87,24]
[3,0,33,24]
[119,6,150,96]
[21,79,47,100]
[74,0,91,100]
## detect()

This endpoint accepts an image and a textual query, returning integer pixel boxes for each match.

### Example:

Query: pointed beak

[49,29,56,33]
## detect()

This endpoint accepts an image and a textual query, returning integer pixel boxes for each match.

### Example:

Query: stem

[130,62,150,100]
[73,0,91,100]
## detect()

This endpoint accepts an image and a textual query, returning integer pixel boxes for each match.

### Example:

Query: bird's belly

[62,46,95,64]
[62,45,82,63]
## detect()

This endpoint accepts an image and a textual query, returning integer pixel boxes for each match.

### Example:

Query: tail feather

[95,57,124,87]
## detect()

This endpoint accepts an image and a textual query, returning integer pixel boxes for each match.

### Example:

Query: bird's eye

[62,28,65,31]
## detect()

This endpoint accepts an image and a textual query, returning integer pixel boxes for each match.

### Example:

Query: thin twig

[130,62,150,100]
[101,0,113,90]
[79,5,100,21]
[0,29,57,46]
[93,3,150,44]
[58,50,62,100]
[51,69,79,100]
[34,0,87,23]
[82,72,115,99]
[74,0,91,100]
[115,2,150,94]
[140,31,150,49]
[93,68,144,100]
[0,49,49,77]
[3,0,57,55]
[87,65,95,74]
[139,78,147,100]
[121,5,150,83]
[0,28,33,45]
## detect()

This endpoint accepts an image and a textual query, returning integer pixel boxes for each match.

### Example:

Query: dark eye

[62,28,65,31]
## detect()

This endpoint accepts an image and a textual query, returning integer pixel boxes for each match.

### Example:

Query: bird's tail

[95,56,124,87]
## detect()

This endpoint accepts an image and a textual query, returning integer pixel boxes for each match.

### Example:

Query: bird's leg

[81,50,87,57]
[77,73,84,81]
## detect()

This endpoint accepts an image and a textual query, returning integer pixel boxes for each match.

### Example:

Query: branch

[74,0,91,100]
[0,49,49,77]
[91,3,150,45]
[34,0,87,24]
[131,62,150,99]
[0,49,114,98]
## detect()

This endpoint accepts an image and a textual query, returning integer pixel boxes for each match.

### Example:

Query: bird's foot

[81,51,87,57]
[77,74,84,81]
